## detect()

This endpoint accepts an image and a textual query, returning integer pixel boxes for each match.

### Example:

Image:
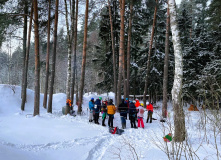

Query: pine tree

[78,0,89,114]
[33,0,40,116]
[47,0,59,113]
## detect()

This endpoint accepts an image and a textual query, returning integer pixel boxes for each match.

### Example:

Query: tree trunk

[33,0,40,116]
[70,0,78,103]
[21,2,28,100]
[126,0,133,100]
[47,0,59,113]
[43,0,51,109]
[76,69,79,105]
[78,0,89,114]
[64,0,71,97]
[190,0,192,39]
[117,0,125,107]
[108,0,117,103]
[21,4,33,111]
[64,0,72,114]
[169,0,185,142]
[162,3,170,118]
[143,0,158,107]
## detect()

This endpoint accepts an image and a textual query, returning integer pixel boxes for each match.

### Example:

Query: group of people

[88,97,154,129]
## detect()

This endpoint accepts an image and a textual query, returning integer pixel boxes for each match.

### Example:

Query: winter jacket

[107,102,116,115]
[101,102,107,113]
[89,100,94,110]
[94,99,101,113]
[146,103,153,112]
[137,106,144,117]
[135,100,140,108]
[129,102,137,114]
[118,100,128,117]
[125,100,129,109]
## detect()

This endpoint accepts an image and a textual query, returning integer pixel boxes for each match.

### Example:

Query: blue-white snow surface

[0,84,220,160]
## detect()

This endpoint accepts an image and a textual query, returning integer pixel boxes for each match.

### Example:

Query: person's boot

[131,123,134,128]
[134,125,138,129]
[102,120,106,126]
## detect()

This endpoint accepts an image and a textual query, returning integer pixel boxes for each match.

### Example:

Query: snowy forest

[0,0,221,159]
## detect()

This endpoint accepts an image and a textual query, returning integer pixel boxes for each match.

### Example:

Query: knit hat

[99,97,102,100]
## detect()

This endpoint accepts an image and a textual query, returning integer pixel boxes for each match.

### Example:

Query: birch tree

[169,0,185,142]
[64,0,72,114]
[70,0,78,104]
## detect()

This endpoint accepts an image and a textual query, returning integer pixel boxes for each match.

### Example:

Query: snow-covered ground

[0,84,220,160]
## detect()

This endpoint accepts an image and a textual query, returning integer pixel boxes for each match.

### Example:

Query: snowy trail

[85,135,114,160]
[0,135,108,152]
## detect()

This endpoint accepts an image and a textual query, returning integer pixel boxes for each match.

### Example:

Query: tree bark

[47,0,59,113]
[108,0,117,104]
[78,0,89,114]
[169,0,185,142]
[162,3,170,118]
[64,0,71,97]
[21,4,33,111]
[43,0,51,109]
[70,0,78,103]
[190,0,192,39]
[21,1,28,100]
[143,0,158,107]
[126,0,133,100]
[64,0,72,114]
[33,0,40,116]
[117,0,125,107]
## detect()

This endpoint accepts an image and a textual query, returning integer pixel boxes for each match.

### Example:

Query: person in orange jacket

[107,99,116,128]
[146,102,153,123]
[135,99,140,108]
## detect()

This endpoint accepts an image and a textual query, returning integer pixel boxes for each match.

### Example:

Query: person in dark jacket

[118,99,128,129]
[129,101,137,128]
[125,98,129,119]
[94,98,101,124]
[101,100,107,126]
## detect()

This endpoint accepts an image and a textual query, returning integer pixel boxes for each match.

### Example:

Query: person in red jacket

[135,99,140,108]
[146,102,153,123]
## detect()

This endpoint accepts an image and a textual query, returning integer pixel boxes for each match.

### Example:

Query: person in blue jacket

[94,98,101,124]
[89,98,95,122]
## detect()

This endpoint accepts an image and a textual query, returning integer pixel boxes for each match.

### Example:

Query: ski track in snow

[0,134,109,152]
[85,134,115,160]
